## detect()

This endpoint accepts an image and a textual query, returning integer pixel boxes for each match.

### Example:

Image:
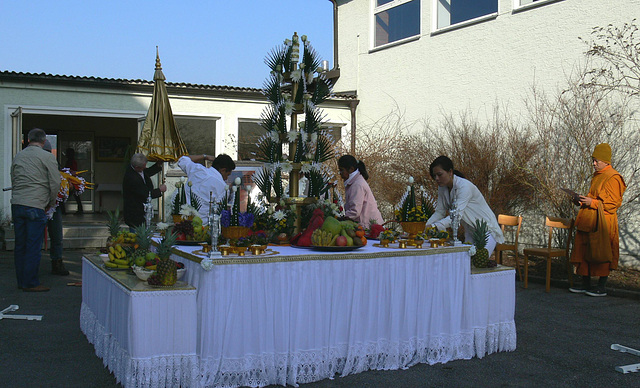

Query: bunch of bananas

[113,231,136,244]
[105,244,130,268]
[311,229,338,246]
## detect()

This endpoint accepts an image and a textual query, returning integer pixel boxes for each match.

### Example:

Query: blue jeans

[47,206,63,260]
[12,204,47,288]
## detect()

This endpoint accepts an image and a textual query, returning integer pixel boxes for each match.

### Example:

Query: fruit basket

[133,266,186,281]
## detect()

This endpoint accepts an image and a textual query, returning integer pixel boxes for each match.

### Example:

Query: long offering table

[170,242,516,387]
[81,242,516,388]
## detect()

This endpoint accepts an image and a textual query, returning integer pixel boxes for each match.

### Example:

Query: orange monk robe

[570,165,626,277]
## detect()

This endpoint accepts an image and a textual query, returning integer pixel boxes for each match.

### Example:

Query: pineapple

[133,223,154,265]
[471,219,490,268]
[156,230,178,286]
[106,208,122,243]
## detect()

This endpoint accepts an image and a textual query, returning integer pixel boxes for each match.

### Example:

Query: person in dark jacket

[123,153,166,229]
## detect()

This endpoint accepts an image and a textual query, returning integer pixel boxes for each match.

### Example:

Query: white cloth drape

[80,257,198,388]
[171,246,515,388]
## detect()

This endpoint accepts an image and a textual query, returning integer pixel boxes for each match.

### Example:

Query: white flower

[273,210,285,221]
[407,185,411,192]
[156,222,169,230]
[409,176,414,184]
[281,162,293,174]
[245,185,252,192]
[291,70,302,82]
[298,121,305,129]
[301,163,312,173]
[200,258,214,271]
[468,246,477,257]
[224,184,230,191]
[305,152,314,160]
[179,204,197,218]
[234,177,242,186]
[310,133,318,143]
[269,131,280,143]
[310,162,322,172]
[232,186,237,192]
[284,101,294,115]
[287,130,299,142]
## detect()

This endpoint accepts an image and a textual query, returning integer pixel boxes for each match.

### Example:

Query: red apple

[177,233,186,241]
[336,235,347,246]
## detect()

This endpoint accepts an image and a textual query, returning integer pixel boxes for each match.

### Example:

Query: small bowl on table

[177,268,186,280]
[133,266,154,281]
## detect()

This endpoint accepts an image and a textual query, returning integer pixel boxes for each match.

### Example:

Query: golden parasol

[137,48,189,221]
[137,47,188,162]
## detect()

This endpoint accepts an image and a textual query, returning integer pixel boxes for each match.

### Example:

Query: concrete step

[3,223,125,251]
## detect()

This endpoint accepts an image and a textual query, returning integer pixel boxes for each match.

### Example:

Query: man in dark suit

[123,153,166,229]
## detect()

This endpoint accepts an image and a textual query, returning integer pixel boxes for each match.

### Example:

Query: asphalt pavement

[1,249,639,388]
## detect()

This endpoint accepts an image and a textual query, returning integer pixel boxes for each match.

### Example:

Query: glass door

[60,132,94,213]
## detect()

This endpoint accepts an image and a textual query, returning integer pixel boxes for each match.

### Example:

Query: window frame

[371,0,422,50]
[512,0,564,14]
[431,0,498,34]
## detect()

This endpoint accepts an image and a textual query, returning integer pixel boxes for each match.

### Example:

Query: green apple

[134,256,146,267]
[145,252,156,261]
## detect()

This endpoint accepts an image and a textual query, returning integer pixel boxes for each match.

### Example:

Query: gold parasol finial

[154,46,165,81]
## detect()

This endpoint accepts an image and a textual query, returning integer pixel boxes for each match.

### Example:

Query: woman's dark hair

[212,153,236,171]
[429,155,465,179]
[338,155,369,180]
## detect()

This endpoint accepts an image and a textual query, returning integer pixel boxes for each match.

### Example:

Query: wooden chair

[523,217,574,292]
[494,215,523,281]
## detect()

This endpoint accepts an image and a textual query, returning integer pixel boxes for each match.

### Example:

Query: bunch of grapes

[147,273,161,286]
[173,220,194,238]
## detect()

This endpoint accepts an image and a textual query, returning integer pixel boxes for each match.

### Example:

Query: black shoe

[586,287,607,297]
[51,259,70,276]
[569,285,590,293]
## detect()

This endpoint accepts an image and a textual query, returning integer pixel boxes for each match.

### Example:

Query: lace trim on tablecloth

[473,321,517,358]
[80,303,198,388]
[199,332,476,388]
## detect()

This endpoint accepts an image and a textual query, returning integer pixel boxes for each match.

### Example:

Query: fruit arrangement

[147,231,179,286]
[173,217,209,241]
[104,244,135,268]
[307,216,367,247]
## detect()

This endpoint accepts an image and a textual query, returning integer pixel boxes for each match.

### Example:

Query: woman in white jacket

[426,156,504,254]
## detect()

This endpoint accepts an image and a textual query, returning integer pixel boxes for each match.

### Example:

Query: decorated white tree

[252,32,337,234]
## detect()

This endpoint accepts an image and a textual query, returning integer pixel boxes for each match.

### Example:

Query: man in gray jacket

[11,128,61,292]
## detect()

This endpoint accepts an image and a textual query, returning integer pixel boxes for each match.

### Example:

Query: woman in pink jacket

[338,155,384,229]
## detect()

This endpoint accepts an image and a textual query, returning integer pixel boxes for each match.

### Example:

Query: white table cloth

[80,256,198,388]
[469,268,517,358]
[167,243,516,388]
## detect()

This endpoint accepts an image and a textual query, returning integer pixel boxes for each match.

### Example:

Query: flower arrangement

[268,204,296,235]
[426,226,449,240]
[219,178,255,229]
[395,177,435,223]
[379,230,397,242]
[46,168,94,219]
[249,230,270,246]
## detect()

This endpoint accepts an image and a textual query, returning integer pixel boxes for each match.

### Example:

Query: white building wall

[334,0,638,128]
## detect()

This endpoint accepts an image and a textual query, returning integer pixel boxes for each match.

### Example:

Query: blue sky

[0,0,334,88]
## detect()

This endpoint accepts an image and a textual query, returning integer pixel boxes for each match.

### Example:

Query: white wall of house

[333,0,637,128]
[0,78,352,213]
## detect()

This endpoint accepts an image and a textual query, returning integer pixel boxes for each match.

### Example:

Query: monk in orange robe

[569,143,626,297]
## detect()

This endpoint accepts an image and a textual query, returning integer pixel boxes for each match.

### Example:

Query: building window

[374,0,420,47]
[436,0,498,30]
[238,120,264,161]
[175,116,217,156]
